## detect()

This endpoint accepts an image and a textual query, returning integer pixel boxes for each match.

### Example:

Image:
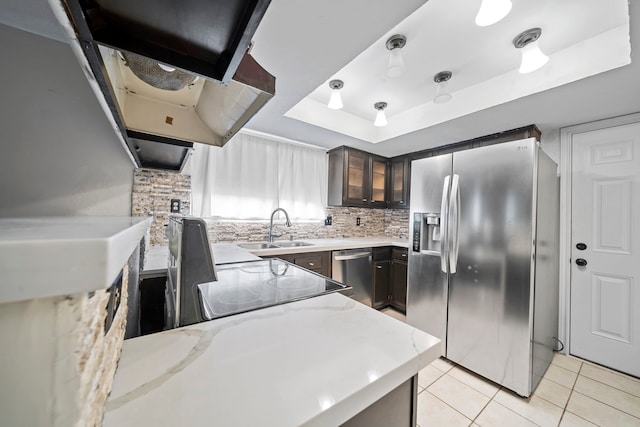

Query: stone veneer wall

[76,268,129,426]
[132,169,191,246]
[206,206,409,243]
[131,169,410,245]
[384,208,411,240]
[0,263,130,427]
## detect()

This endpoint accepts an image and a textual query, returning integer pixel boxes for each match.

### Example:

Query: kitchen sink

[237,241,314,250]
[237,242,280,250]
[273,241,314,248]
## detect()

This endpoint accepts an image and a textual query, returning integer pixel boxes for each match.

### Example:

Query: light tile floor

[379,308,640,427]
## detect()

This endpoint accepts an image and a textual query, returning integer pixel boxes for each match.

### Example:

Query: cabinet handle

[376,265,383,269]
[401,253,407,258]
[400,201,404,204]
[308,262,315,266]
[362,199,367,202]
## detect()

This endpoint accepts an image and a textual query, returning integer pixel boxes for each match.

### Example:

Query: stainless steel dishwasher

[332,248,373,306]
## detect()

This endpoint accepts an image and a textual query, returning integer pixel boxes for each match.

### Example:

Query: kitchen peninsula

[105,293,439,426]
[106,236,438,426]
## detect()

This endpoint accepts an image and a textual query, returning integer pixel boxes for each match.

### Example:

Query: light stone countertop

[103,292,440,427]
[253,236,409,257]
[143,236,409,274]
[142,243,263,275]
[0,216,152,303]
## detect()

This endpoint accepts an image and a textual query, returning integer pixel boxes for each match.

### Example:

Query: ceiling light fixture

[386,35,407,78]
[475,0,512,27]
[327,79,344,109]
[433,71,453,104]
[513,28,549,74]
[373,102,388,127]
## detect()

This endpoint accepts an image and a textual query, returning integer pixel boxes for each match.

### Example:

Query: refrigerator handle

[449,174,460,274]
[440,175,450,273]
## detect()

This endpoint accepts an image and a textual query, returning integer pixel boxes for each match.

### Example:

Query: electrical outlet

[356,217,361,226]
[170,199,181,213]
[324,216,332,226]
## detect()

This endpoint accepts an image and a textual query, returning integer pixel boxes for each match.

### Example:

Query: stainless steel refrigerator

[407,138,559,397]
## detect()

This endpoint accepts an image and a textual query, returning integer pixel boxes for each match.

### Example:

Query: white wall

[540,129,561,167]
[0,23,134,217]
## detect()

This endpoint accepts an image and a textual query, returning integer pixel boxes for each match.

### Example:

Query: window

[190,132,327,220]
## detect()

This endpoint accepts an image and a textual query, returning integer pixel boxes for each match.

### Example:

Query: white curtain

[191,133,327,220]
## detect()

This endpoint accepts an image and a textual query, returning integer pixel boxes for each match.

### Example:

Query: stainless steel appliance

[407,138,559,397]
[54,0,275,171]
[167,216,217,328]
[167,216,348,328]
[332,248,373,306]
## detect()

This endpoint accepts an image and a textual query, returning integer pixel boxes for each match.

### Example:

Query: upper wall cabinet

[328,147,388,208]
[388,156,410,209]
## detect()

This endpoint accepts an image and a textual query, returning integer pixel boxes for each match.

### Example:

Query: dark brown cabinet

[388,156,410,209]
[372,248,392,309]
[271,251,331,277]
[369,155,388,207]
[371,247,408,312]
[328,147,388,208]
[390,248,408,312]
[344,148,368,205]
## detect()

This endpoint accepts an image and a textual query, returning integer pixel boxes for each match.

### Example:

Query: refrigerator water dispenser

[413,213,441,252]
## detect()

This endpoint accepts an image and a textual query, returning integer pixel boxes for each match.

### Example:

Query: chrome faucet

[268,208,292,242]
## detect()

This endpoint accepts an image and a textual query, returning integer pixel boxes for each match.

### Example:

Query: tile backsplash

[206,206,409,243]
[132,169,409,246]
[132,169,191,246]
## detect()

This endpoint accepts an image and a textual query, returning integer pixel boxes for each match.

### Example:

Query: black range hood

[59,0,275,171]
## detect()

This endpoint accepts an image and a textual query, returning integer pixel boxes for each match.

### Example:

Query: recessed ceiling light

[373,102,388,127]
[433,71,453,104]
[513,28,549,74]
[386,35,407,78]
[327,79,344,109]
[475,0,512,27]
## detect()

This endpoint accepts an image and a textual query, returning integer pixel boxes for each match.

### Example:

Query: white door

[570,122,640,377]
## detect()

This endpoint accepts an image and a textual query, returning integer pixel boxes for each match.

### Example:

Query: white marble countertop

[142,243,263,275]
[104,293,440,427]
[212,242,264,264]
[143,236,409,274]
[254,236,409,257]
[0,216,152,303]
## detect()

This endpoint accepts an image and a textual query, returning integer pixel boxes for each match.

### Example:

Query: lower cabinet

[390,248,408,312]
[272,251,331,277]
[372,248,392,309]
[342,375,418,427]
[269,247,406,312]
[372,247,408,313]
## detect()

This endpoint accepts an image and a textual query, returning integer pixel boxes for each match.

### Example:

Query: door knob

[576,258,588,267]
[576,243,587,250]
